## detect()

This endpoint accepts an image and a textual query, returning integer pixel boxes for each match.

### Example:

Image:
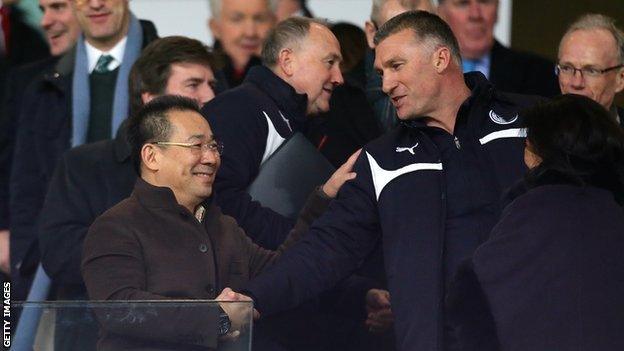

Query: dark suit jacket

[38,127,136,298]
[490,41,560,98]
[8,20,158,299]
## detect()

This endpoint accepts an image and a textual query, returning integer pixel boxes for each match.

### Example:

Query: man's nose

[381,73,396,95]
[468,1,484,20]
[41,10,54,29]
[332,66,344,86]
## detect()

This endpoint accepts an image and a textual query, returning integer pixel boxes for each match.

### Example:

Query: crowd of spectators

[1,0,623,350]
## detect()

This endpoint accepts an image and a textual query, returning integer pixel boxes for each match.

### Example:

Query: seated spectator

[208,0,275,90]
[437,0,560,97]
[556,14,624,126]
[449,94,624,351]
[37,36,217,351]
[81,95,355,350]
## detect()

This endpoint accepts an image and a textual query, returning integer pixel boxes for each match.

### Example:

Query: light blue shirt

[462,54,491,79]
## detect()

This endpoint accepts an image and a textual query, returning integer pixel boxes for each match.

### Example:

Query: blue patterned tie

[94,54,114,73]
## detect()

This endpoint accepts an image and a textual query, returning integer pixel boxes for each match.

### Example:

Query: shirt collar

[85,36,127,73]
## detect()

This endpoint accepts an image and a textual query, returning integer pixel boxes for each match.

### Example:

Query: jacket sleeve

[203,100,295,250]
[39,150,95,285]
[81,216,221,349]
[243,152,382,316]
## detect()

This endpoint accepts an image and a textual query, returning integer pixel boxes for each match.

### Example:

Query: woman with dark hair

[449,94,624,351]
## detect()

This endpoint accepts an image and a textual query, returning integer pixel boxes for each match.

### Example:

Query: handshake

[216,288,259,340]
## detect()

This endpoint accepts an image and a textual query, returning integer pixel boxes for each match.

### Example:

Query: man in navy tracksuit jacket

[201,18,344,249]
[239,12,545,351]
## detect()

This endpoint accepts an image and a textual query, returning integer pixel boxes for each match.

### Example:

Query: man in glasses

[36,36,215,350]
[557,13,624,126]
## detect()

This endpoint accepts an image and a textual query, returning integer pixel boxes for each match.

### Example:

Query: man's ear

[141,92,156,105]
[208,18,221,40]
[276,48,295,77]
[364,21,377,49]
[615,68,624,94]
[432,47,451,73]
[141,143,160,173]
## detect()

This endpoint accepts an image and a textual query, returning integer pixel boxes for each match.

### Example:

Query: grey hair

[370,0,435,25]
[559,14,624,64]
[261,16,329,67]
[209,0,279,18]
[374,10,462,66]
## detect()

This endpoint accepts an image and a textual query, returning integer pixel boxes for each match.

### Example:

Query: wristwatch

[218,307,231,336]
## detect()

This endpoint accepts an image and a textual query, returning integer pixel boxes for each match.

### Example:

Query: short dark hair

[524,94,624,204]
[373,10,462,66]
[126,95,202,174]
[129,36,215,116]
[261,16,329,67]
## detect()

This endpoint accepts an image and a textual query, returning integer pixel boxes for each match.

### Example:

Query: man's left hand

[365,288,394,334]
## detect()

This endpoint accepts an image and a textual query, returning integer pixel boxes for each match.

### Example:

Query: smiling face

[558,28,624,110]
[71,0,130,51]
[438,0,498,59]
[287,23,344,115]
[40,0,81,56]
[153,110,221,209]
[375,28,442,120]
[209,0,275,70]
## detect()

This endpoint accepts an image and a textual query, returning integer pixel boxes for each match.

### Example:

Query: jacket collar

[401,72,494,131]
[244,65,308,127]
[132,177,215,213]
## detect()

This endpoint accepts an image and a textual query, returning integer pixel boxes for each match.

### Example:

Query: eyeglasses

[555,63,624,79]
[154,141,224,156]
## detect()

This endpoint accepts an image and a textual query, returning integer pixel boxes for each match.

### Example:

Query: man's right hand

[216,287,259,335]
[322,149,360,198]
[0,230,9,275]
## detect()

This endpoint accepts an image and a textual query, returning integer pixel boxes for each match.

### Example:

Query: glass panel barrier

[9,300,253,351]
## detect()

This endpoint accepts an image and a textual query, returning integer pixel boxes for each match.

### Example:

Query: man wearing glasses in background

[556,13,624,126]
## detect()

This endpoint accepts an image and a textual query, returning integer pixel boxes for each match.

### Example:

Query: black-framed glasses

[154,141,224,156]
[555,63,624,78]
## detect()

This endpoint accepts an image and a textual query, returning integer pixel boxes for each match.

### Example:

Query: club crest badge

[489,110,518,125]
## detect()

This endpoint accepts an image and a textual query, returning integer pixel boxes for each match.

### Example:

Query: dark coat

[489,40,560,98]
[82,178,329,350]
[38,127,136,298]
[449,182,624,351]
[244,73,543,351]
[0,58,57,230]
[8,20,157,299]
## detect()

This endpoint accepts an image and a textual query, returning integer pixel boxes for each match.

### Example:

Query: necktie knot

[94,54,114,73]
